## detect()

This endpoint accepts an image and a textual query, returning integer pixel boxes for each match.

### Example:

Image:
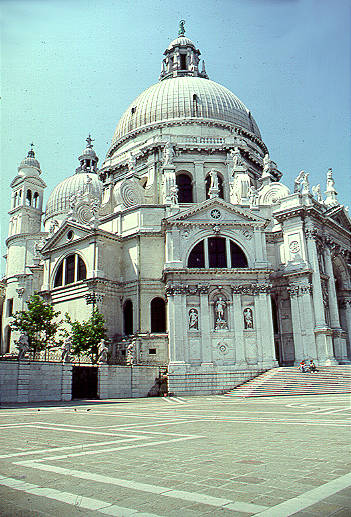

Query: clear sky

[1,0,350,275]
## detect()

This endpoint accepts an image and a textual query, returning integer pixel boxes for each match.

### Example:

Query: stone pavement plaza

[0,394,350,517]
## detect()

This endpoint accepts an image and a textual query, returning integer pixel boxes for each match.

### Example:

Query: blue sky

[1,0,350,274]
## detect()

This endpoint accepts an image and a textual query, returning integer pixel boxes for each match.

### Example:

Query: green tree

[65,308,107,364]
[10,294,62,357]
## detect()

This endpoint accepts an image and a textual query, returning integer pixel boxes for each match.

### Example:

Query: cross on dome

[28,142,35,158]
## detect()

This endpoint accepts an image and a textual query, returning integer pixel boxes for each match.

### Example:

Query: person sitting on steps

[309,359,318,373]
[298,360,309,373]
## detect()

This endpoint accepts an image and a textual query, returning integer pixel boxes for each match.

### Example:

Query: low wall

[168,368,266,396]
[0,361,72,404]
[98,365,160,399]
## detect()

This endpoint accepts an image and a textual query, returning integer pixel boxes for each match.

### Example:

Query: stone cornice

[106,119,267,160]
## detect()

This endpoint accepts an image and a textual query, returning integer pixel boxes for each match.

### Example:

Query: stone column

[261,292,278,368]
[231,291,245,365]
[288,285,304,363]
[200,287,212,365]
[342,299,351,359]
[170,287,186,364]
[324,245,341,328]
[305,226,336,365]
[299,284,318,360]
[194,162,205,202]
[323,244,348,362]
[305,228,326,327]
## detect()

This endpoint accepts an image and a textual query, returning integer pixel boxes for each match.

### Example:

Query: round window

[67,230,74,240]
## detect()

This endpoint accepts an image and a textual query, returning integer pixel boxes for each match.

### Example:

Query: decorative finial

[28,142,35,158]
[178,20,185,36]
[86,134,94,148]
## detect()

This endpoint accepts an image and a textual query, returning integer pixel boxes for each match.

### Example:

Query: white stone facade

[2,27,351,395]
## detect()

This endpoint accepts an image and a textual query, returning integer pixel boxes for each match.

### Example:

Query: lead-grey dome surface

[110,77,261,150]
[45,173,103,220]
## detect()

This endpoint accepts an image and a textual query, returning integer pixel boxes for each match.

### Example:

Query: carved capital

[287,285,300,297]
[232,283,272,295]
[305,227,318,240]
[16,288,25,298]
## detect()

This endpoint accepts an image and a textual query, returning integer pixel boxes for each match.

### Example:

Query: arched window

[188,238,248,268]
[53,254,87,287]
[205,175,224,199]
[13,192,18,208]
[26,189,32,206]
[151,297,166,333]
[123,300,133,335]
[176,174,193,203]
[33,192,39,208]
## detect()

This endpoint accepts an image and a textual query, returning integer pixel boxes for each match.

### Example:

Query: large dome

[45,173,102,221]
[109,77,261,151]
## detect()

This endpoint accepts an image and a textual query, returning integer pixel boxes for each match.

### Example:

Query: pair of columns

[303,229,348,363]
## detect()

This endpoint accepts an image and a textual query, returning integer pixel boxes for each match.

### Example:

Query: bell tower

[8,144,46,237]
[1,145,47,353]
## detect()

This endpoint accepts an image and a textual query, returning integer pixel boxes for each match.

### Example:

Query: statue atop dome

[178,20,185,36]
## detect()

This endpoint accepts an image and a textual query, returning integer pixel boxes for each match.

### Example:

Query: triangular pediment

[165,198,268,227]
[325,205,351,233]
[40,221,96,254]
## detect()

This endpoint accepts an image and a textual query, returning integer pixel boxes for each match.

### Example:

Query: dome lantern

[18,143,41,174]
[159,21,208,81]
[76,134,99,174]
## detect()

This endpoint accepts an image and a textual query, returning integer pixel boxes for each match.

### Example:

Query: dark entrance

[72,366,98,399]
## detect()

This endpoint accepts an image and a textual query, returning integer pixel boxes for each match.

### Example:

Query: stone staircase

[225,366,351,398]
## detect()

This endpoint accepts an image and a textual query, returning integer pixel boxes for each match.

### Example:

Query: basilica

[2,24,351,394]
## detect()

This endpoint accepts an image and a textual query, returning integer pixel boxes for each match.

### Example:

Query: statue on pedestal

[163,142,175,166]
[215,297,228,330]
[17,333,29,360]
[98,339,109,364]
[61,337,71,363]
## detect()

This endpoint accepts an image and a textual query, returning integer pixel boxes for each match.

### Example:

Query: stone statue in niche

[189,308,199,330]
[208,169,219,198]
[243,308,254,329]
[215,296,228,330]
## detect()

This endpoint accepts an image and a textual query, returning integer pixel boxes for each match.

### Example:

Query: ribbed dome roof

[110,77,261,150]
[167,36,196,50]
[45,173,103,220]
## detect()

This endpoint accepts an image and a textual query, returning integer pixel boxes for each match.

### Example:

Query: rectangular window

[208,237,227,268]
[65,255,75,284]
[180,54,187,70]
[7,298,13,317]
[149,348,157,355]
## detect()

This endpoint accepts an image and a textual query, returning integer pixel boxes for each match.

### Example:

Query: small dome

[109,76,261,152]
[81,147,97,158]
[167,36,196,50]
[45,173,103,221]
[18,148,41,174]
